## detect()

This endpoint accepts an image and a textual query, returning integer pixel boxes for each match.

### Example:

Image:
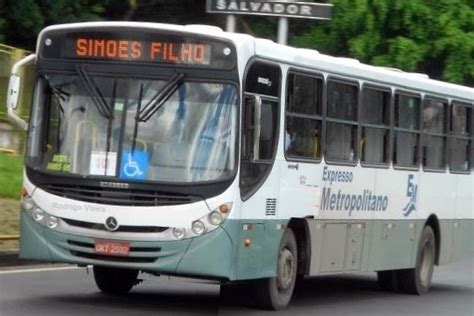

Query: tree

[290,0,474,85]
[1,0,127,50]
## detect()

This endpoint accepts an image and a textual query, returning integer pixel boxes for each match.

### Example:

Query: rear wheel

[253,228,298,310]
[398,225,436,294]
[93,266,139,295]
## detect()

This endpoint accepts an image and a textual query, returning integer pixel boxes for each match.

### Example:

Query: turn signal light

[219,204,229,214]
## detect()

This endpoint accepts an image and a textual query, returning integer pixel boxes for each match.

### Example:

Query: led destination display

[75,38,211,64]
[40,29,236,69]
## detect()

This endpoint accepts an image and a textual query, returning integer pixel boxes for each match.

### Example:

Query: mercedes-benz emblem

[104,216,119,231]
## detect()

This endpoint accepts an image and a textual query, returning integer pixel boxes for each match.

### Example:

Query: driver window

[241,61,281,199]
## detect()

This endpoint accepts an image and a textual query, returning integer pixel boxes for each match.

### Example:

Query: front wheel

[93,266,139,295]
[253,228,298,310]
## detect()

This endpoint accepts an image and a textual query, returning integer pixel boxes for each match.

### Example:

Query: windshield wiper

[75,65,110,118]
[138,73,185,122]
[131,83,144,155]
[43,75,68,114]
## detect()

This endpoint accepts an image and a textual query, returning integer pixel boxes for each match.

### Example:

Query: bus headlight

[32,208,45,222]
[172,227,186,240]
[22,196,36,211]
[46,216,59,229]
[208,211,223,226]
[191,220,206,235]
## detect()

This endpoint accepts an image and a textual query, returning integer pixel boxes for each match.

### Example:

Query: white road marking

[0,265,88,275]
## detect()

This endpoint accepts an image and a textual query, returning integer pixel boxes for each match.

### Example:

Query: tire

[397,225,436,294]
[253,228,298,310]
[93,266,139,295]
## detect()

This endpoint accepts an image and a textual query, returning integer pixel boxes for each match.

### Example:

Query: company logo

[104,217,119,231]
[403,174,418,217]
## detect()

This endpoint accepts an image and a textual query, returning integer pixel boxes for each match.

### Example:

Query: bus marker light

[244,238,252,247]
[219,204,229,214]
[20,188,28,197]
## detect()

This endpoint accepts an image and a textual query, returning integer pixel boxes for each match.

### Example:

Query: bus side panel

[451,174,474,261]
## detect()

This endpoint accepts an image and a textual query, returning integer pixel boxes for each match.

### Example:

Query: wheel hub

[277,247,296,291]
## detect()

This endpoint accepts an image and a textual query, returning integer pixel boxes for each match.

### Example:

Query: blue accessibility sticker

[120,150,149,180]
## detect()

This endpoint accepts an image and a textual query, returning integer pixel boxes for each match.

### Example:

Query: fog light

[23,197,35,211]
[32,208,44,222]
[46,215,59,229]
[172,227,186,240]
[208,211,223,226]
[191,220,206,235]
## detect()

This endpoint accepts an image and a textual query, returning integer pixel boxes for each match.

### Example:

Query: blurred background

[0,0,473,249]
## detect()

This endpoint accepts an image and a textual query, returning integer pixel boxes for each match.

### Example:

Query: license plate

[94,240,130,256]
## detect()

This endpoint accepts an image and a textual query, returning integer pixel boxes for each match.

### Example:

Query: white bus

[7,22,473,310]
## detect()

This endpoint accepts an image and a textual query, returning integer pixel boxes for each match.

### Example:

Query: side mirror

[7,75,20,110]
[244,95,262,161]
[6,54,36,131]
[252,95,262,161]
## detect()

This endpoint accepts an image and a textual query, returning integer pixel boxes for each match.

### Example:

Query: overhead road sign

[206,1,333,20]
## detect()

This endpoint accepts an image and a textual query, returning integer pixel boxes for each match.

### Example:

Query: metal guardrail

[0,235,19,241]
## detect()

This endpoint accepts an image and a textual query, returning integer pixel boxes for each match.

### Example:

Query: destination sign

[40,29,236,69]
[206,0,333,20]
[75,38,211,64]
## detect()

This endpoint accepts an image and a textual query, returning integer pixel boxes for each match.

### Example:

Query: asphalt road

[0,257,472,316]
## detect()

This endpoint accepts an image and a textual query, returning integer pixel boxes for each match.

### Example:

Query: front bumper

[19,211,235,280]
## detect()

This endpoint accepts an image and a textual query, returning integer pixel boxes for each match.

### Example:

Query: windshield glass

[28,74,238,183]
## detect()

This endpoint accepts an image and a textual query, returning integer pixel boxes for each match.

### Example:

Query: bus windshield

[28,73,238,183]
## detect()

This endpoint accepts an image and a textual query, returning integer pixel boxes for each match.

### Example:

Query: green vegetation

[290,0,474,86]
[0,152,23,199]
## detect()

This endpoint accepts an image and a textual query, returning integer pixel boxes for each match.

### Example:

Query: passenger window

[360,87,391,165]
[422,99,447,170]
[449,103,471,172]
[285,73,322,160]
[393,93,420,168]
[325,80,358,162]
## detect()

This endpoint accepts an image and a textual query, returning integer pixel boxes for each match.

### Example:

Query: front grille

[63,218,169,233]
[68,240,160,263]
[70,251,157,263]
[40,184,199,206]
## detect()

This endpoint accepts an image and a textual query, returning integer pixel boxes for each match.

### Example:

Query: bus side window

[422,98,447,171]
[325,80,358,163]
[393,93,421,169]
[449,102,471,172]
[360,87,390,165]
[285,72,322,160]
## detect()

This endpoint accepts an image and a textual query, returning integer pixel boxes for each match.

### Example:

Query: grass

[0,152,24,199]
[0,198,20,249]
[0,153,23,249]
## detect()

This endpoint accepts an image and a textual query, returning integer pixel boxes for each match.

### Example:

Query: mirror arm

[252,95,262,161]
[7,54,36,131]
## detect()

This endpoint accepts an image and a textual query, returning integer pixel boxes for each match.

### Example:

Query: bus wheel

[93,266,139,295]
[398,225,436,294]
[254,228,298,310]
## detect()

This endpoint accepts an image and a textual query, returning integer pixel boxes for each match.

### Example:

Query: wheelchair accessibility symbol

[120,150,149,180]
